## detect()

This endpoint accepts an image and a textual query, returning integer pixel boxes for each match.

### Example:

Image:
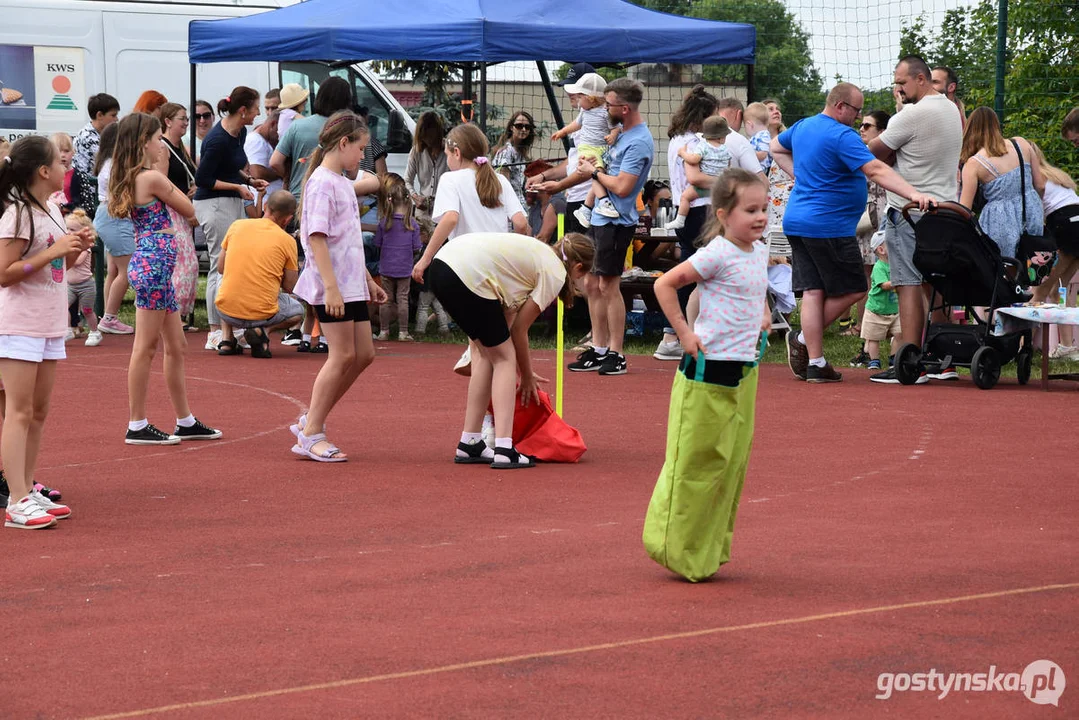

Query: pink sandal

[291,432,347,463]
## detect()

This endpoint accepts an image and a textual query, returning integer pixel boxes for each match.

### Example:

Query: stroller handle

[902,200,972,226]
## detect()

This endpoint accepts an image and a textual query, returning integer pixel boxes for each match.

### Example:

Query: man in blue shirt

[572,78,654,377]
[770,82,932,383]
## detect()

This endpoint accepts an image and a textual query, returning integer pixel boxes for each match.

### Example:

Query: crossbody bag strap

[165,140,196,186]
[1010,138,1027,226]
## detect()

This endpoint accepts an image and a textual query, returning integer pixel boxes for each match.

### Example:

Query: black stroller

[893,202,1033,389]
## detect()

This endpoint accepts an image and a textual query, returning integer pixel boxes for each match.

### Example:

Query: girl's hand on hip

[678,332,707,359]
[324,287,345,318]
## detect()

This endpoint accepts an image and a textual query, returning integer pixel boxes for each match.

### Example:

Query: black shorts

[1047,204,1079,256]
[589,223,634,277]
[788,235,868,297]
[427,259,509,347]
[313,300,370,324]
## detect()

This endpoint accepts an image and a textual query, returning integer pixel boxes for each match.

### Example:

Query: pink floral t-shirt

[0,200,69,338]
[295,166,369,304]
[689,235,769,362]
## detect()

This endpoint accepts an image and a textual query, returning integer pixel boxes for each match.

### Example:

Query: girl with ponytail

[0,136,94,528]
[411,123,528,283]
[289,111,387,463]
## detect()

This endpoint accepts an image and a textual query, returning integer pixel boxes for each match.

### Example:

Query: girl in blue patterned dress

[108,113,221,446]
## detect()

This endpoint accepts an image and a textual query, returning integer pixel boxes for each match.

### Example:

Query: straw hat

[278,83,309,111]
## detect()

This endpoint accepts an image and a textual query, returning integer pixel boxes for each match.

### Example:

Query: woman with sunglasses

[493,111,536,211]
[193,86,268,351]
[191,100,215,162]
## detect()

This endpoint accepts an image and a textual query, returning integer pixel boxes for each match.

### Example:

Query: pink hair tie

[225,96,231,103]
[474,156,489,166]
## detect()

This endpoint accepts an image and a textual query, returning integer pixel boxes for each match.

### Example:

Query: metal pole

[537,61,570,154]
[746,64,755,104]
[994,0,1008,125]
[189,64,198,158]
[479,63,487,135]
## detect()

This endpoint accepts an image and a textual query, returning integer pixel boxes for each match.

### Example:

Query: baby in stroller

[892,201,1033,389]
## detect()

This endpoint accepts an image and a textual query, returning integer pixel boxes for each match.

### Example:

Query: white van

[0,0,414,172]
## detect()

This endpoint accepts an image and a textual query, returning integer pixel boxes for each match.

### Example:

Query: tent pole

[189,64,197,158]
[746,64,755,103]
[537,61,570,154]
[461,63,472,123]
[479,63,487,134]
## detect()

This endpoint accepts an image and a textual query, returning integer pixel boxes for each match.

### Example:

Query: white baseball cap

[564,73,607,98]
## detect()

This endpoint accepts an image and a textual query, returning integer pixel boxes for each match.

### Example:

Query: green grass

[112,281,1079,380]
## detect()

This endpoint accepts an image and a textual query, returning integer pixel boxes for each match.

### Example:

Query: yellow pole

[556,213,565,416]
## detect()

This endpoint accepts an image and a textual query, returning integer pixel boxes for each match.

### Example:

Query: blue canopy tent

[187,0,756,145]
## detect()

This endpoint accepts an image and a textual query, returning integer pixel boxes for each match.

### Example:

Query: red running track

[2,337,1076,719]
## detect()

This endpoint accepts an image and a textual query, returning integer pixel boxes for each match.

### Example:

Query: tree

[686,0,824,121]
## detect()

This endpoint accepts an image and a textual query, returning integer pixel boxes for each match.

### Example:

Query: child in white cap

[550,73,622,227]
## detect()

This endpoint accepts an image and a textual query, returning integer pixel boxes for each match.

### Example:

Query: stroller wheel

[894,343,922,385]
[971,346,1001,390]
[1016,347,1033,386]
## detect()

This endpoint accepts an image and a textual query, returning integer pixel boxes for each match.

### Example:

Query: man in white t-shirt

[868,55,962,384]
[245,111,283,196]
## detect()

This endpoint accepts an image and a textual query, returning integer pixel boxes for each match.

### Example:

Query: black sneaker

[296,340,311,353]
[125,424,180,446]
[786,332,809,380]
[281,329,303,346]
[850,350,870,368]
[871,367,928,385]
[598,352,628,376]
[806,362,842,383]
[310,341,329,354]
[569,347,605,372]
[174,419,223,441]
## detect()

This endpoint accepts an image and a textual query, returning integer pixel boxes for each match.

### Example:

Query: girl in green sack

[645,168,772,581]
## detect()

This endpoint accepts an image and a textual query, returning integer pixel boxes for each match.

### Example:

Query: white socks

[128,419,148,432]
[461,432,482,445]
[809,357,826,368]
[177,415,196,428]
[495,437,512,449]
[664,214,687,230]
[594,346,609,356]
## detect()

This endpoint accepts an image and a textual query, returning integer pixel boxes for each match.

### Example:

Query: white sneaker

[5,495,57,529]
[204,329,222,351]
[31,490,70,519]
[235,332,250,349]
[85,330,103,347]
[653,340,684,361]
[595,197,620,218]
[1048,344,1076,360]
[572,205,592,229]
[481,413,495,450]
[64,327,75,342]
[664,214,687,230]
[453,346,472,377]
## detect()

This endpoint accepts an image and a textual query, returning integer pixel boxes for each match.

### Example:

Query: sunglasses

[194,112,213,121]
[860,122,877,130]
[513,123,533,130]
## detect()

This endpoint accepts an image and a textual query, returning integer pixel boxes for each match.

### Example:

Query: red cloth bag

[512,390,587,463]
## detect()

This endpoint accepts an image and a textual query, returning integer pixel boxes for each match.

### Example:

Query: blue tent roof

[189,0,755,65]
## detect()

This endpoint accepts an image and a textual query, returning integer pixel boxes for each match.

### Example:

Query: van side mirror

[387,110,412,153]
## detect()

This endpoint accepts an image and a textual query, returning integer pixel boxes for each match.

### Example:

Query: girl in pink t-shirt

[290,111,387,462]
[0,136,94,529]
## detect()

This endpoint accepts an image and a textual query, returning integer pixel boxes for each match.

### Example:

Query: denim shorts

[884,207,923,286]
[93,203,135,257]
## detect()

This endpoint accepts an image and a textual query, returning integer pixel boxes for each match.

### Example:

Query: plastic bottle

[1059,282,1068,307]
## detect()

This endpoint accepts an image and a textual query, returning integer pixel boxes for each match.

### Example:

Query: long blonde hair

[108,112,161,219]
[961,107,1008,165]
[1032,143,1076,189]
[298,110,369,216]
[445,124,502,209]
[699,169,769,245]
[551,232,596,308]
[378,173,416,231]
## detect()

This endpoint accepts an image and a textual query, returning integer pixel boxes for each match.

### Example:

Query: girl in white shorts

[0,136,94,529]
